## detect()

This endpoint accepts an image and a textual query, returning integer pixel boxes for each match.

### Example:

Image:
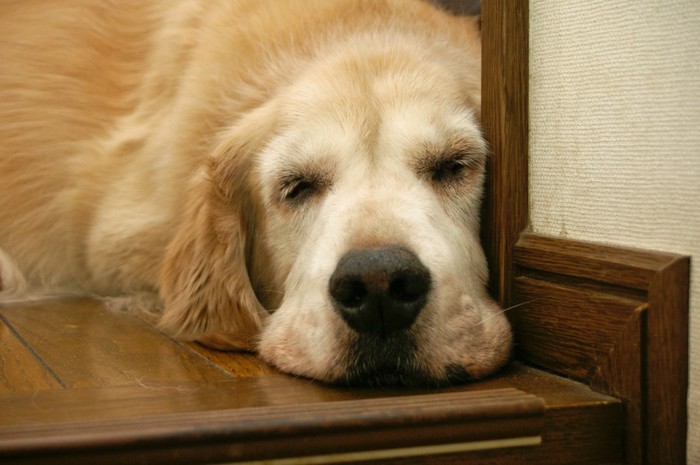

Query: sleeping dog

[0,0,511,386]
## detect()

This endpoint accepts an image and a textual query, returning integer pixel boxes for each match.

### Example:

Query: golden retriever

[0,0,511,386]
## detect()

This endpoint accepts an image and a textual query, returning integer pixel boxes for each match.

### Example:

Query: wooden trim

[0,388,545,464]
[0,360,626,465]
[512,235,689,464]
[480,0,529,307]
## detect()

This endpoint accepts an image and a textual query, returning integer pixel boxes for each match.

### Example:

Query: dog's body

[0,0,511,385]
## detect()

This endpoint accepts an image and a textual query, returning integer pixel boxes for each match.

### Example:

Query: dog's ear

[158,103,277,351]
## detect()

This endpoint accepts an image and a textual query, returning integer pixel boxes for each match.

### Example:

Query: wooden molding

[480,0,529,308]
[512,233,689,464]
[0,388,544,464]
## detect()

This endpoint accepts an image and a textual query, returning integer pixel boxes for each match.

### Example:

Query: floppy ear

[158,104,277,351]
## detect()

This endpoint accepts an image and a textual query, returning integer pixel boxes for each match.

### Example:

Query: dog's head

[159,25,512,386]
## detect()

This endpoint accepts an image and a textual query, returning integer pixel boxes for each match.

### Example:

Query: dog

[0,0,511,386]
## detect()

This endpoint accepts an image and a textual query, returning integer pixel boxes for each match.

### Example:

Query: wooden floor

[0,297,405,424]
[0,297,624,464]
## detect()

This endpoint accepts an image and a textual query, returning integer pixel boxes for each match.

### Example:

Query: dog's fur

[0,0,511,385]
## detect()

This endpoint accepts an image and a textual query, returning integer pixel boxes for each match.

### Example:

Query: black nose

[329,246,431,335]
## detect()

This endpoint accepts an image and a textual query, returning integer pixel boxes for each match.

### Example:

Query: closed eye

[425,152,483,186]
[283,177,317,203]
[432,156,471,183]
[278,168,332,207]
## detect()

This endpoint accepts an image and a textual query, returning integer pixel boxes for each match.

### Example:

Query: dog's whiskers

[474,299,537,327]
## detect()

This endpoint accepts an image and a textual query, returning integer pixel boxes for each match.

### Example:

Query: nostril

[389,273,430,302]
[389,276,409,300]
[331,278,367,308]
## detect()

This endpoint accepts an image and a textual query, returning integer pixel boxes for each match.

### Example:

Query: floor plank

[183,341,278,377]
[0,363,622,465]
[0,376,361,427]
[0,358,616,429]
[0,318,63,393]
[0,299,232,389]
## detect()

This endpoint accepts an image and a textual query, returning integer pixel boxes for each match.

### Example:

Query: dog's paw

[0,248,27,295]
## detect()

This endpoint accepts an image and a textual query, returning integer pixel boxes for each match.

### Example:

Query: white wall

[529,0,700,460]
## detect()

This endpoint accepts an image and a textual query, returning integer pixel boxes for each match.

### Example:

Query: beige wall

[529,0,700,460]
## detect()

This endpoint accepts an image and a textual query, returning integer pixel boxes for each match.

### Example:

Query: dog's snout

[329,246,431,335]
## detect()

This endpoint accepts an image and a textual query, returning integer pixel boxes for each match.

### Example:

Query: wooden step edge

[0,388,544,465]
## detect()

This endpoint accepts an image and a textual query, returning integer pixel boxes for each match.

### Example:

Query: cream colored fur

[0,0,511,385]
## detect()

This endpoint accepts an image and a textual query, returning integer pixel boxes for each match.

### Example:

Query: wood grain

[480,0,529,307]
[0,387,545,465]
[515,233,682,291]
[594,305,645,464]
[0,361,612,428]
[513,234,690,465]
[645,255,689,465]
[340,404,622,465]
[512,276,643,382]
[0,317,63,392]
[0,299,233,389]
[183,341,278,377]
[0,373,623,465]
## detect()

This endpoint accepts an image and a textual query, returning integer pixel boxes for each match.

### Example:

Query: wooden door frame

[480,0,529,309]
